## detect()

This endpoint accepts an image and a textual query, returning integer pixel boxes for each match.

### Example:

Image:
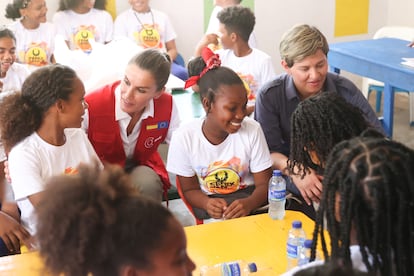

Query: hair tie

[184,47,221,89]
[21,0,31,9]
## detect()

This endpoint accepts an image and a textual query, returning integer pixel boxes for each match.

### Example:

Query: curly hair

[0,64,77,153]
[217,5,255,42]
[311,136,414,275]
[280,24,329,67]
[128,49,171,91]
[36,163,174,276]
[187,56,206,79]
[288,92,371,177]
[57,0,107,11]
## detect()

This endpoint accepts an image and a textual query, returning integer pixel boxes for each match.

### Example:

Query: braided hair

[0,64,77,152]
[288,92,371,177]
[311,136,414,275]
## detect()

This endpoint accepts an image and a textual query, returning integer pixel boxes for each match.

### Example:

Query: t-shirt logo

[204,168,240,194]
[73,26,96,53]
[24,42,48,66]
[134,25,162,49]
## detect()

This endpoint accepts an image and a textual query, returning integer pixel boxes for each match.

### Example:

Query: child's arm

[0,202,32,253]
[178,175,227,219]
[223,167,272,219]
[194,34,219,56]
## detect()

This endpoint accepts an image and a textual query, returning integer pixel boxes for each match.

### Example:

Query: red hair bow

[184,47,221,89]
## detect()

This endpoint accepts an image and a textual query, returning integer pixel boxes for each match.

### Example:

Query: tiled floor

[165,92,414,227]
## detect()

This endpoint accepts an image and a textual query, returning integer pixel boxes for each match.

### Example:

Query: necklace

[133,9,155,30]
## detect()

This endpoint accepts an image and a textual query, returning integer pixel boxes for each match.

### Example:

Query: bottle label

[221,262,241,276]
[269,189,286,201]
[287,243,299,258]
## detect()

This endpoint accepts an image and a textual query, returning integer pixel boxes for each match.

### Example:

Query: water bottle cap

[292,220,302,228]
[273,170,282,176]
[248,262,257,272]
[304,239,313,248]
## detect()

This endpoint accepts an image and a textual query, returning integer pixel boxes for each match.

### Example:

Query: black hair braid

[311,137,414,275]
[288,92,370,178]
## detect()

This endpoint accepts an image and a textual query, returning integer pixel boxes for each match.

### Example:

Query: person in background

[167,47,272,221]
[0,64,100,236]
[254,24,383,210]
[283,135,414,275]
[0,28,30,97]
[186,56,205,93]
[36,163,195,276]
[84,49,180,202]
[195,6,275,115]
[205,0,256,48]
[287,92,372,187]
[53,0,113,53]
[113,0,188,81]
[5,0,55,69]
[0,27,32,256]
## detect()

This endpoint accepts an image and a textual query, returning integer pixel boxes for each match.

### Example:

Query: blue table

[328,38,414,137]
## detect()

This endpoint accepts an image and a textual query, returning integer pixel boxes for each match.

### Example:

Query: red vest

[86,81,172,193]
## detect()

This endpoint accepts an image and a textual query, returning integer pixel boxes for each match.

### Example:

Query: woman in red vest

[85,49,180,201]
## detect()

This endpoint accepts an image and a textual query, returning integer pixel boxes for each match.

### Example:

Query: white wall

[0,0,409,73]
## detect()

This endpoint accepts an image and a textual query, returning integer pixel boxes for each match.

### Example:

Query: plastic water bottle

[200,260,257,275]
[268,170,286,220]
[286,220,306,271]
[298,239,313,266]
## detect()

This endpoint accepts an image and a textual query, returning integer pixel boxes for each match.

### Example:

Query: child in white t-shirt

[0,64,101,236]
[167,47,272,221]
[5,0,56,69]
[53,0,113,53]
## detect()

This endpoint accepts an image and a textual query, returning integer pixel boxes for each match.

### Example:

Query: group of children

[0,1,413,276]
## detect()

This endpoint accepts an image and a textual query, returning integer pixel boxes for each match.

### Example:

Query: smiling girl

[0,28,30,96]
[167,47,272,221]
[0,64,100,235]
[6,0,56,68]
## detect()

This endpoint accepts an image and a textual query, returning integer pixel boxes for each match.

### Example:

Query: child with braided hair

[286,92,373,219]
[0,64,100,236]
[36,164,195,276]
[168,47,272,221]
[283,135,414,275]
[288,92,372,186]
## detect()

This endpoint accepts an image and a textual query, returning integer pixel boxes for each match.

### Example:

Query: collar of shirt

[285,74,300,101]
[114,85,155,122]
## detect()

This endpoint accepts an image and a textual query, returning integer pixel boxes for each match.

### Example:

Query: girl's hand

[0,211,32,253]
[206,198,227,219]
[223,198,252,219]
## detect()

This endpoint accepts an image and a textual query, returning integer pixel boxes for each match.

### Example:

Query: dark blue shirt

[254,72,384,156]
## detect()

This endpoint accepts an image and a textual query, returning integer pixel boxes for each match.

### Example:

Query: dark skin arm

[223,167,272,219]
[179,166,273,220]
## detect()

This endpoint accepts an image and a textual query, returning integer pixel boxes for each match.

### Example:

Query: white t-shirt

[216,48,276,99]
[82,85,181,158]
[114,8,176,52]
[8,128,101,234]
[53,8,113,52]
[8,21,56,68]
[281,245,369,275]
[0,63,30,161]
[0,62,30,96]
[167,117,272,195]
[206,5,257,48]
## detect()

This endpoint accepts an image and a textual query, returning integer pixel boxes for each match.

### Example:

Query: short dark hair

[217,5,255,42]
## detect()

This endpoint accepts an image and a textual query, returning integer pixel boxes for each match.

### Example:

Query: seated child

[283,135,414,275]
[167,47,272,221]
[36,163,196,276]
